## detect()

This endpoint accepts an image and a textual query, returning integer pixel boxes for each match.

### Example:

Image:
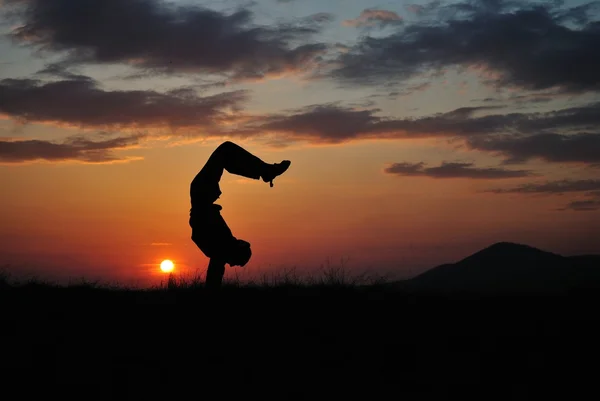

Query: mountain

[405,242,600,293]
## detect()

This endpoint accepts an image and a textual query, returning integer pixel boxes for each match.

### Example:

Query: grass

[152,264,395,292]
[1,259,395,292]
[2,265,600,400]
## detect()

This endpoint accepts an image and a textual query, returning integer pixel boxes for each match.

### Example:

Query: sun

[160,259,175,273]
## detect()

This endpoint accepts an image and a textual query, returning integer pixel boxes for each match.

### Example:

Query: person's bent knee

[215,141,236,154]
[207,141,236,164]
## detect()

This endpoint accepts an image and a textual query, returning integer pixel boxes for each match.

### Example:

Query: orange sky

[2,137,599,286]
[1,0,600,286]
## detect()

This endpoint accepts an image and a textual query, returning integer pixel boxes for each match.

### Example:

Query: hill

[405,242,600,293]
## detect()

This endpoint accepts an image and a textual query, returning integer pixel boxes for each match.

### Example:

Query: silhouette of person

[189,141,291,289]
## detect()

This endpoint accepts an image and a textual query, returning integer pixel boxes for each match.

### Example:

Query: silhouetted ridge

[460,242,562,265]
[409,242,600,293]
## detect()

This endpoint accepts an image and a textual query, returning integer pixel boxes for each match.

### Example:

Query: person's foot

[262,160,291,187]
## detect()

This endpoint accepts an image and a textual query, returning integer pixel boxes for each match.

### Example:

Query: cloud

[249,103,383,142]
[332,0,600,93]
[237,103,507,143]
[238,100,592,140]
[3,0,328,81]
[467,133,600,166]
[560,198,600,211]
[368,82,431,99]
[488,179,600,194]
[472,91,560,106]
[35,62,91,81]
[3,72,599,168]
[306,13,335,24]
[384,161,532,179]
[405,2,443,17]
[0,76,247,131]
[234,101,600,166]
[488,179,600,212]
[343,9,403,28]
[0,133,144,164]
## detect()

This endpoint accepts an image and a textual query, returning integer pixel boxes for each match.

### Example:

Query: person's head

[227,239,252,267]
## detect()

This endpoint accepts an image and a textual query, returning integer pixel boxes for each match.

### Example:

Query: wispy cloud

[488,179,600,212]
[0,133,144,164]
[343,9,403,28]
[467,133,600,166]
[558,197,600,212]
[487,179,600,194]
[384,161,532,179]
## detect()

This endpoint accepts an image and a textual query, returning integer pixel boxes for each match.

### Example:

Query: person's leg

[199,141,290,185]
[197,141,263,182]
[205,258,226,289]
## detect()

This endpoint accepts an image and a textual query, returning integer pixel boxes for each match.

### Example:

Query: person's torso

[189,203,222,219]
[190,175,222,210]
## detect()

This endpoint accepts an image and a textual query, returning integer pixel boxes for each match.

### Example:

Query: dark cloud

[516,103,600,133]
[560,198,600,211]
[472,92,557,106]
[384,161,532,179]
[488,179,600,212]
[254,103,382,142]
[35,62,91,82]
[3,71,599,168]
[0,77,247,130]
[239,103,508,143]
[467,133,600,165]
[3,0,328,80]
[236,101,600,166]
[488,179,600,194]
[241,100,596,138]
[368,82,431,100]
[333,0,600,93]
[0,133,144,163]
[558,190,600,211]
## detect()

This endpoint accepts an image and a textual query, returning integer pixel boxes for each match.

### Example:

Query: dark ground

[2,283,600,400]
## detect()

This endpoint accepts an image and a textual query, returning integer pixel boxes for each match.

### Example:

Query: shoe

[262,160,291,187]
